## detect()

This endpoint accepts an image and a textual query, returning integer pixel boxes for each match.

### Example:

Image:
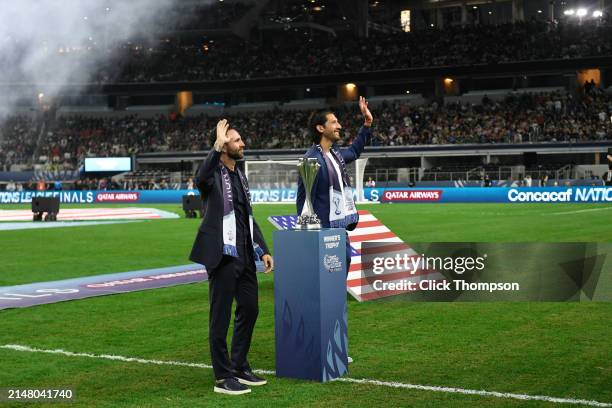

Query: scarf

[316,145,359,230]
[219,164,264,260]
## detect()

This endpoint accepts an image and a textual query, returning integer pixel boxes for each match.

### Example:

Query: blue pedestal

[273,228,348,382]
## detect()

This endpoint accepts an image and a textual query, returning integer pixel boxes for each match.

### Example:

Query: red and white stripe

[347,210,445,302]
[0,208,163,221]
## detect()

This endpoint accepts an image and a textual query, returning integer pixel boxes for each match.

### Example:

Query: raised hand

[359,96,373,127]
[214,119,230,151]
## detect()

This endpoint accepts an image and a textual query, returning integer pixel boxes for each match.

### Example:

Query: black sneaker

[213,377,251,395]
[234,369,267,386]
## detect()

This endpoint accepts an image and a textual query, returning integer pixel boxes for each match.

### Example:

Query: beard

[324,130,341,143]
[227,149,244,160]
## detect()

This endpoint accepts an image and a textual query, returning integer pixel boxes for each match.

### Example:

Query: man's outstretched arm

[340,96,373,163]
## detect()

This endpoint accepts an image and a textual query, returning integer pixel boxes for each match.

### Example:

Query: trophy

[297,157,321,229]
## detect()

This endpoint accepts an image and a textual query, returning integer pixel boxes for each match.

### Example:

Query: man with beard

[297,97,373,265]
[190,119,274,395]
[296,97,373,364]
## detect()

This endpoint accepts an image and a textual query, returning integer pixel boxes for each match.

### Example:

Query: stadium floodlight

[345,83,356,90]
[564,9,575,15]
[576,8,587,17]
[593,10,603,17]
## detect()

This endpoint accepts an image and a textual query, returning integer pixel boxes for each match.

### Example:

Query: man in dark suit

[297,96,373,269]
[296,97,373,365]
[190,119,273,395]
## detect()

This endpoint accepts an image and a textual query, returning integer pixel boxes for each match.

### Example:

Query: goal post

[244,160,300,190]
[244,157,368,203]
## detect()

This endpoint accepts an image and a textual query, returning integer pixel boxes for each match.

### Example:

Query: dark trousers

[208,254,258,380]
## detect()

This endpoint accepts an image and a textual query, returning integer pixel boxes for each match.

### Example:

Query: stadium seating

[1,91,610,174]
[99,21,612,83]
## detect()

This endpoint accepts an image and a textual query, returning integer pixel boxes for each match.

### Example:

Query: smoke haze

[0,0,195,112]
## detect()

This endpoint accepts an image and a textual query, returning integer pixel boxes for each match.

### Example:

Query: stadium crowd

[110,21,612,83]
[0,115,39,172]
[1,91,610,171]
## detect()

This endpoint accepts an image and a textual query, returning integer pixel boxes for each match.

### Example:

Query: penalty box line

[1,344,610,408]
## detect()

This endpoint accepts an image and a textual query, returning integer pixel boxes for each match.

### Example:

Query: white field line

[1,344,610,407]
[549,207,612,215]
[334,377,612,407]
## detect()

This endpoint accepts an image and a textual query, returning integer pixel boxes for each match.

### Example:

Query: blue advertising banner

[0,191,97,204]
[0,189,296,204]
[366,187,612,203]
[1,187,610,204]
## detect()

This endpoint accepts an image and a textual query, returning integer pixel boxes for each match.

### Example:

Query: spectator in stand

[483,174,492,187]
[0,115,38,169]
[98,178,108,190]
[605,150,612,186]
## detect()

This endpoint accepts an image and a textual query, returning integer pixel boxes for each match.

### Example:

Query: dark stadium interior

[0,0,611,190]
[1,3,612,406]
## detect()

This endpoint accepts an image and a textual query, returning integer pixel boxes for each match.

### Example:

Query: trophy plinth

[297,157,321,229]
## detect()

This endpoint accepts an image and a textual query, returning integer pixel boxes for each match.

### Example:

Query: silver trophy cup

[297,157,322,229]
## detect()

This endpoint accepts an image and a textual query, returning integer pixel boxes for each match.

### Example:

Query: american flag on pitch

[268,210,444,302]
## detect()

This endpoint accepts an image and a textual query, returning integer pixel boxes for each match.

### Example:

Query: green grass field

[1,203,611,407]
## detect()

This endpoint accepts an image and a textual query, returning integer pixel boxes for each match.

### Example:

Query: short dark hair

[308,109,334,145]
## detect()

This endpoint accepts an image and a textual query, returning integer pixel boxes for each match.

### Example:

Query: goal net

[244,158,367,203]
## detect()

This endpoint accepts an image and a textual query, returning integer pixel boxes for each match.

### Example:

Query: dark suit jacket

[189,150,270,270]
[296,126,371,228]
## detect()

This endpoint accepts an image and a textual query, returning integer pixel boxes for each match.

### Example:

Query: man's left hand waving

[359,96,373,127]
